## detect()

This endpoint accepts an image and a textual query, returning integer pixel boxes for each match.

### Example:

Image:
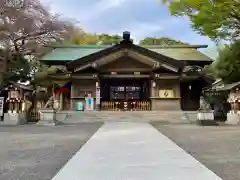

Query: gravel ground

[0,123,103,180]
[1,121,239,180]
[152,123,240,180]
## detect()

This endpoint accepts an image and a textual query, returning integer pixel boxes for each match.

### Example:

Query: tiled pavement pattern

[52,122,222,180]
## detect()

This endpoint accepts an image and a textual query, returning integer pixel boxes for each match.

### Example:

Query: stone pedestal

[95,104,101,111]
[3,112,27,125]
[197,111,214,120]
[151,98,181,110]
[197,110,218,126]
[37,109,60,126]
[225,112,239,125]
[181,112,189,121]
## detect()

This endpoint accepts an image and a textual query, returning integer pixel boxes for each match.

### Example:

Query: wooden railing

[101,100,151,111]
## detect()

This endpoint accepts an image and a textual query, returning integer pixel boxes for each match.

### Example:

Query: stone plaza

[1,114,240,180]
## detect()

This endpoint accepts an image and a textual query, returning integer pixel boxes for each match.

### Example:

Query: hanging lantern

[152,81,156,88]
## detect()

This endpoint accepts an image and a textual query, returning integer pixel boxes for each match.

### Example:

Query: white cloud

[128,22,165,43]
[40,0,56,5]
[40,0,217,55]
[78,0,153,22]
[79,0,128,21]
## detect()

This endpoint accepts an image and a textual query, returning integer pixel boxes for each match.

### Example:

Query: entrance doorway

[180,80,203,111]
[101,79,150,111]
[110,86,142,100]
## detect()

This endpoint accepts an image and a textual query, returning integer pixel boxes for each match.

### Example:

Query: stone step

[59,111,196,124]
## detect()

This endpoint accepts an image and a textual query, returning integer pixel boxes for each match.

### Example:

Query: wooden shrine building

[40,32,213,111]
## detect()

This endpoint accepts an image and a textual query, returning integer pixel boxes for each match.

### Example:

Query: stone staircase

[59,111,198,124]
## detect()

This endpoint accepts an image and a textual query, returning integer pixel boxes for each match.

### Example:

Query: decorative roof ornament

[121,31,133,44]
[123,31,130,41]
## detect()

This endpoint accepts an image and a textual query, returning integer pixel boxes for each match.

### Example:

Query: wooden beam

[71,75,97,80]
[73,48,179,73]
[127,50,156,66]
[73,50,124,72]
[99,68,152,72]
[154,76,180,80]
[100,74,151,78]
[128,49,178,72]
[49,74,98,80]
[161,64,178,72]
[95,50,124,66]
[74,64,92,72]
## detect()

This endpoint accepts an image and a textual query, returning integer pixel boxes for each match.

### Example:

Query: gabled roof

[40,43,213,63]
[2,81,34,91]
[66,41,184,71]
[213,81,240,91]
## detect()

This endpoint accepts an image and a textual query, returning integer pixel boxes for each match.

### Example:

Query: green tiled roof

[214,81,240,91]
[40,44,213,62]
[40,46,107,61]
[147,47,212,61]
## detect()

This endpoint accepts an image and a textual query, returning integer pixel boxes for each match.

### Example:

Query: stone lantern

[226,88,240,125]
[3,85,27,125]
[6,85,22,113]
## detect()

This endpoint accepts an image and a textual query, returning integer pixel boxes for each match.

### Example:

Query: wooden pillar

[70,83,73,110]
[59,93,63,110]
[150,80,156,97]
[95,81,101,111]
[150,80,156,111]
[175,81,181,98]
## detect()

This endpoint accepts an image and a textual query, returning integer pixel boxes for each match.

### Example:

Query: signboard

[96,87,100,105]
[159,90,174,98]
[0,97,4,116]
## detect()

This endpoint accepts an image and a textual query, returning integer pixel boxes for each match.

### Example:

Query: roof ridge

[45,44,208,49]
[41,43,213,63]
[141,45,208,49]
[45,44,112,49]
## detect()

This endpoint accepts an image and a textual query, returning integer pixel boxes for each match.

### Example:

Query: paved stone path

[52,122,222,180]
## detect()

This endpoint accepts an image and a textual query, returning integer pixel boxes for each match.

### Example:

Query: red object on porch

[55,82,71,95]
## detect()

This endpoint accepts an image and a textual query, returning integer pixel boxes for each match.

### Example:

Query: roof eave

[141,45,208,49]
[43,44,111,49]
[67,43,123,70]
[40,60,70,65]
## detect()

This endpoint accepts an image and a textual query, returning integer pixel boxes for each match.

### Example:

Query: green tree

[162,0,240,41]
[69,31,122,45]
[0,49,32,87]
[0,0,77,86]
[98,34,122,45]
[0,0,76,58]
[70,33,99,45]
[34,66,59,87]
[139,37,188,45]
[210,40,240,83]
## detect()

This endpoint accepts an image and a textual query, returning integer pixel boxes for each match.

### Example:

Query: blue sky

[41,0,218,59]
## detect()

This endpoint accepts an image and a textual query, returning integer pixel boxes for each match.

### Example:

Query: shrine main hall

[40,32,213,111]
